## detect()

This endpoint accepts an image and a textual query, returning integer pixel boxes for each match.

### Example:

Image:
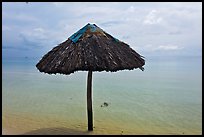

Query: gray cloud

[99,21,123,27]
[2,45,29,50]
[2,2,202,58]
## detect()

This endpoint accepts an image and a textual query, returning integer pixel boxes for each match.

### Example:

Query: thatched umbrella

[36,23,145,131]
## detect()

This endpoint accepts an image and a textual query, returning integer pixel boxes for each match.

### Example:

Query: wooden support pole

[87,71,93,131]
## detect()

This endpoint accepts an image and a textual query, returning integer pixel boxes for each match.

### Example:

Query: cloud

[99,20,123,27]
[21,27,47,40]
[154,45,183,51]
[2,2,202,58]
[2,45,26,50]
[2,25,11,31]
[3,11,39,24]
[168,30,182,35]
[143,10,163,25]
[127,6,137,12]
[142,44,183,52]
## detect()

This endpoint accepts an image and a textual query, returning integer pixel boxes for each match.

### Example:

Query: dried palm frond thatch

[36,23,145,75]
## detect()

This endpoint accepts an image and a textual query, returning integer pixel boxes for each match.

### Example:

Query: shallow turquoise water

[2,56,202,134]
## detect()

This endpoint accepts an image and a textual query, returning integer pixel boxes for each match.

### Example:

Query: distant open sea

[2,56,202,135]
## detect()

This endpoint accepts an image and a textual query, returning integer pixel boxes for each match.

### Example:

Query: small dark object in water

[101,102,109,107]
[104,102,108,107]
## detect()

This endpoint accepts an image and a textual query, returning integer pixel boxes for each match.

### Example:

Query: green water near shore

[2,56,202,135]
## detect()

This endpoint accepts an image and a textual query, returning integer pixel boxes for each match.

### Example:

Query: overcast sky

[2,2,202,59]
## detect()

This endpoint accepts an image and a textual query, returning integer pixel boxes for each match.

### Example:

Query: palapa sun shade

[36,23,145,131]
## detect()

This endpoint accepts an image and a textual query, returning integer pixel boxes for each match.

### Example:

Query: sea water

[2,56,202,135]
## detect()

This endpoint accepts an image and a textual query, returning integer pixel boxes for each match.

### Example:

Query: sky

[2,2,202,59]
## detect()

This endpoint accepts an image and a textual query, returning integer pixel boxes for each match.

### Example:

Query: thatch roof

[36,23,145,75]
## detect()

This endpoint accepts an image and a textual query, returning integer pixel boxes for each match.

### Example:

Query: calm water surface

[2,56,202,134]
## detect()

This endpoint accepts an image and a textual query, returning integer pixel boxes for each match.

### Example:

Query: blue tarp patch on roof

[89,24,97,32]
[69,23,119,43]
[69,23,90,43]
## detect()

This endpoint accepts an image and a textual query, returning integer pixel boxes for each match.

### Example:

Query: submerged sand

[2,112,202,135]
[2,112,134,135]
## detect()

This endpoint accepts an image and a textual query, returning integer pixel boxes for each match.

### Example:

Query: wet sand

[2,113,132,135]
[3,113,201,135]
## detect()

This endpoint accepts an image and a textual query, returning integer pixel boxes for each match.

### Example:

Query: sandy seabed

[2,113,137,135]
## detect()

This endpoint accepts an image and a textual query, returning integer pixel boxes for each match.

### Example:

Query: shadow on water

[22,127,92,135]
